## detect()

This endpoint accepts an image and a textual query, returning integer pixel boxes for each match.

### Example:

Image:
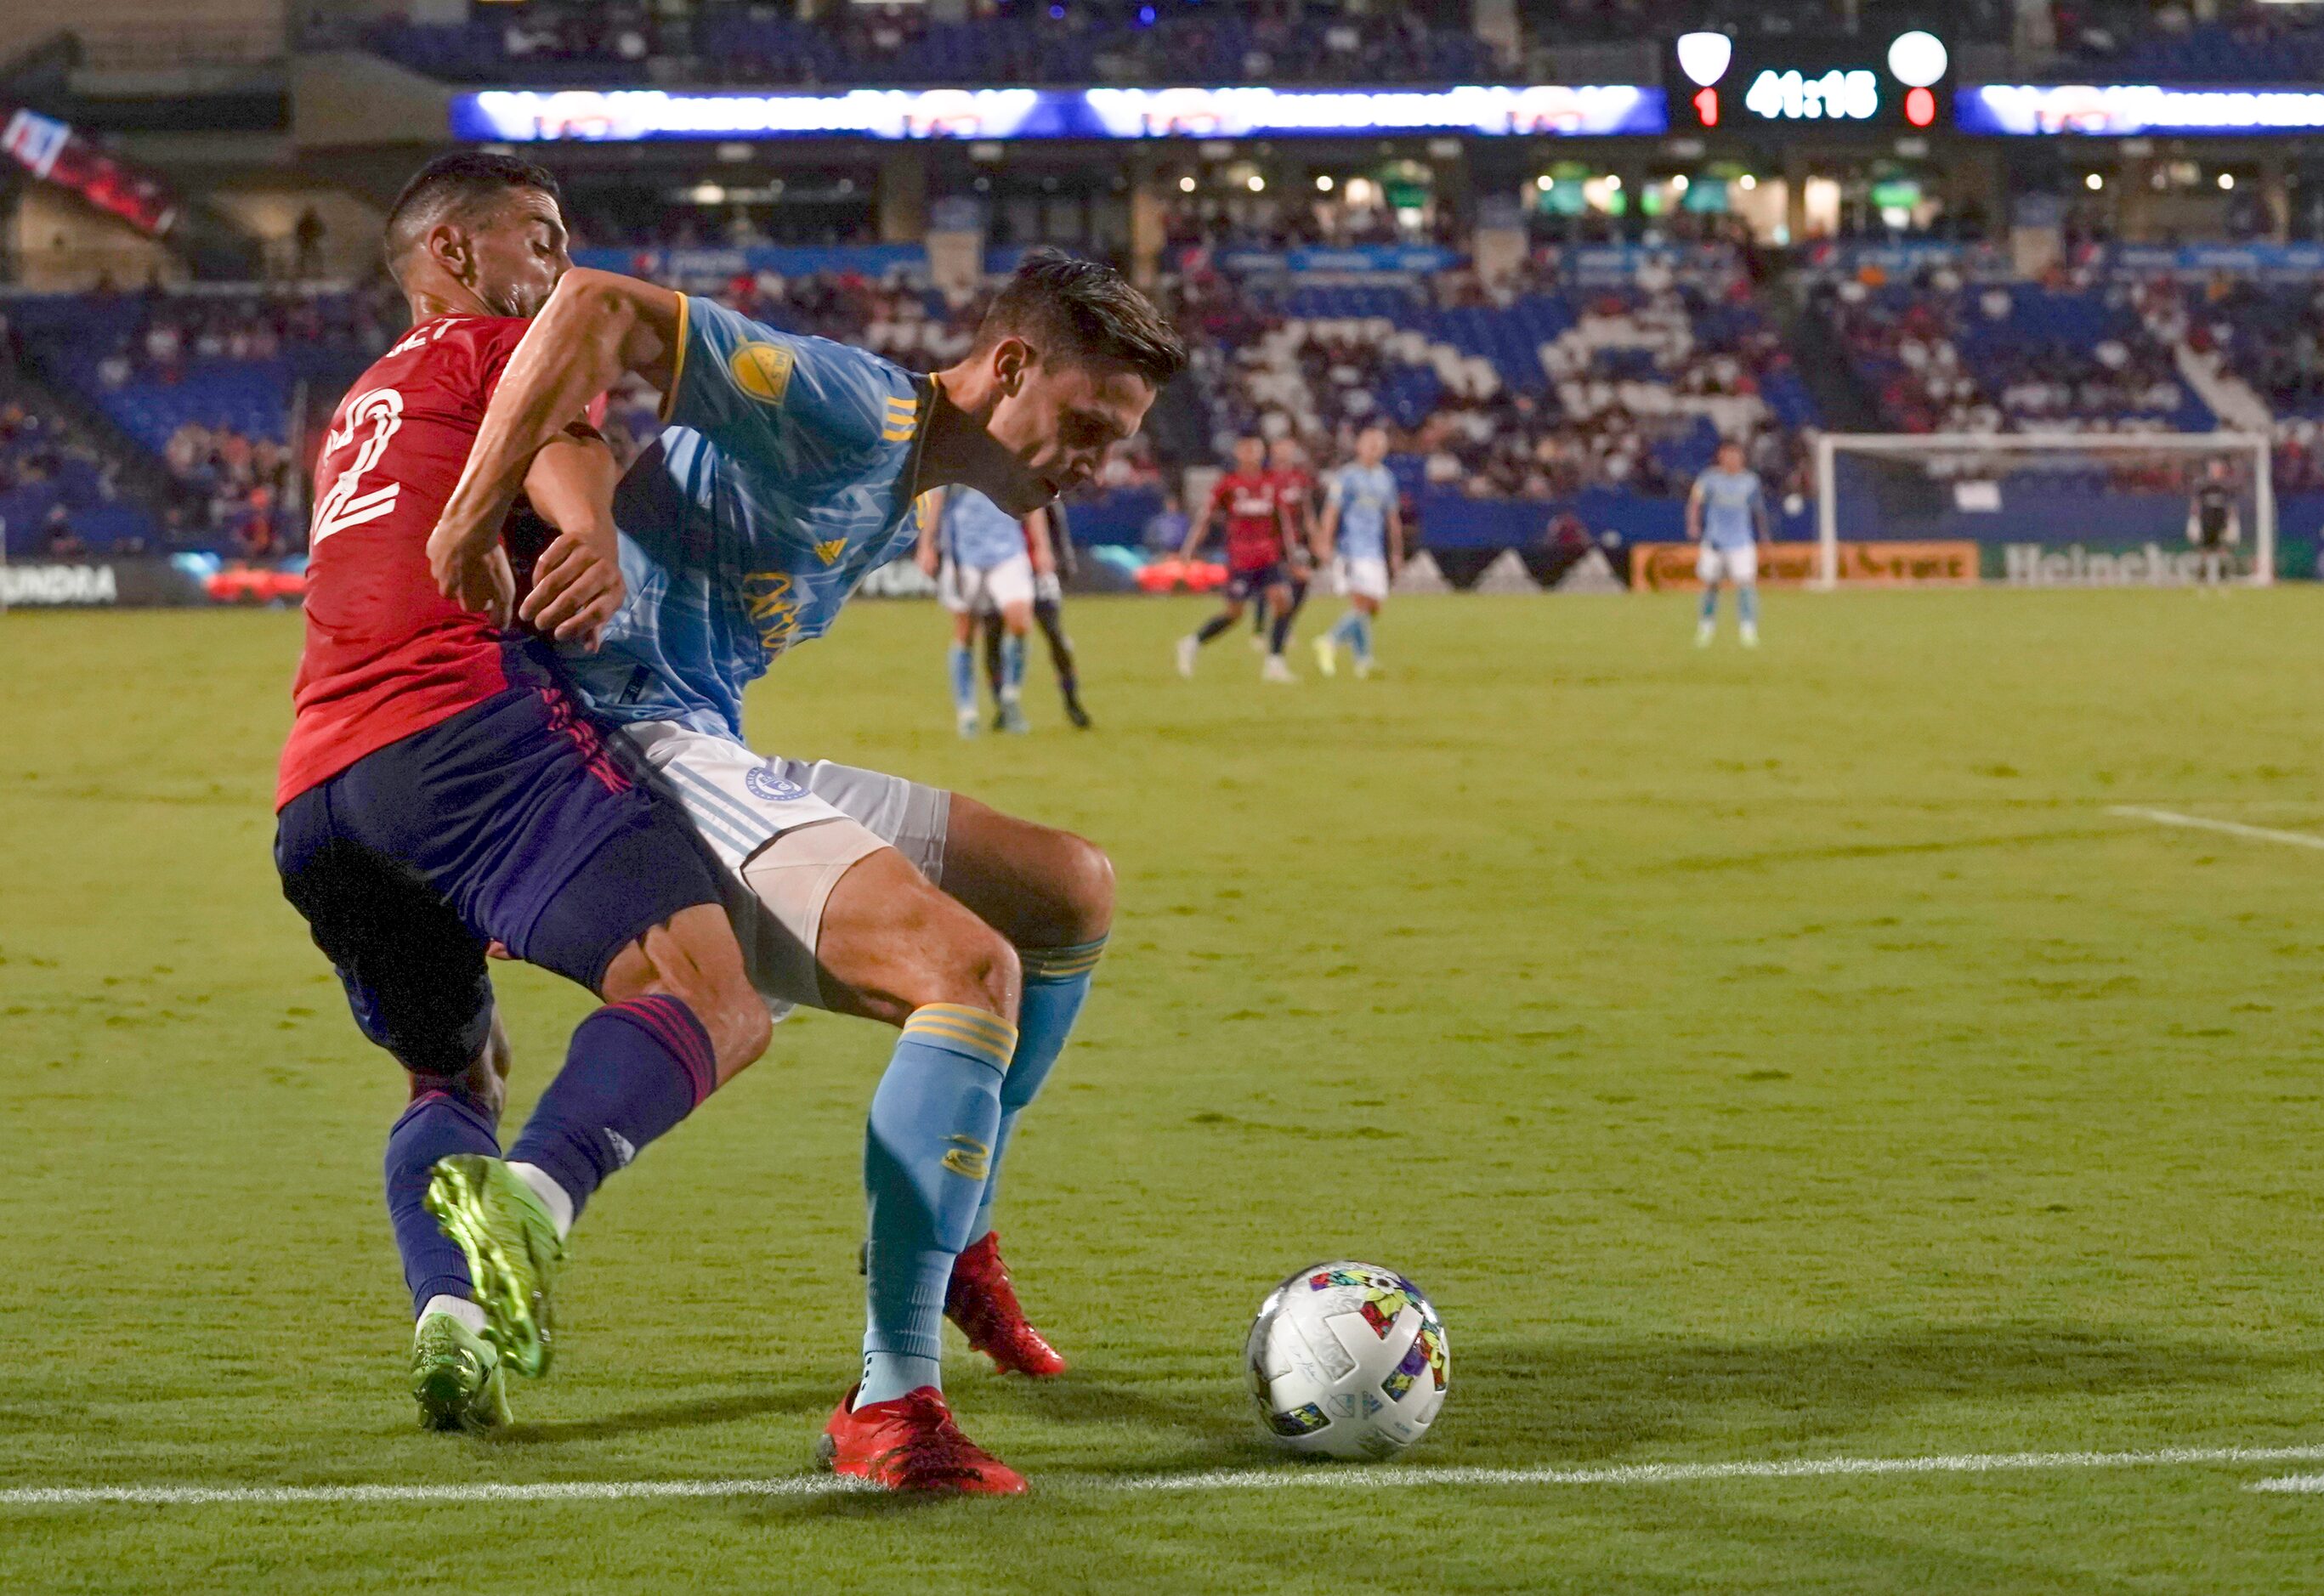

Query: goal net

[1813,432,2275,590]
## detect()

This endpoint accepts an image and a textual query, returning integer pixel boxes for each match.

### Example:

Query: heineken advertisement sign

[1992,542,2249,586]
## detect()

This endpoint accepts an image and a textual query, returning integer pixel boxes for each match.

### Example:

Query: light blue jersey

[1695,467,1764,552]
[1327,462,1397,561]
[568,295,932,738]
[938,487,1026,570]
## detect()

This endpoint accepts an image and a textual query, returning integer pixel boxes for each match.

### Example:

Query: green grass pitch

[5,589,2324,1593]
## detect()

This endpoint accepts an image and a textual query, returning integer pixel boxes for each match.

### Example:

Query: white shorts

[616,721,950,1017]
[1335,554,1390,602]
[1697,543,1758,585]
[939,552,1035,615]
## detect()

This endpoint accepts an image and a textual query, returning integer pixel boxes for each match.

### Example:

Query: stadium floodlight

[1813,432,2275,590]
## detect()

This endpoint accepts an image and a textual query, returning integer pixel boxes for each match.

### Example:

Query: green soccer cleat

[411,1310,512,1432]
[422,1155,564,1379]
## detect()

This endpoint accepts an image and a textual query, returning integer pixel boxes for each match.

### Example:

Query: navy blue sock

[506,996,717,1224]
[385,1086,500,1316]
[1196,612,1235,645]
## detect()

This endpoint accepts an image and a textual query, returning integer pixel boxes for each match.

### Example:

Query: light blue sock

[1699,586,1719,625]
[972,938,1103,1243]
[1327,610,1361,652]
[1738,583,1759,628]
[1352,612,1375,665]
[1000,633,1026,700]
[859,1004,1016,1406]
[947,642,975,716]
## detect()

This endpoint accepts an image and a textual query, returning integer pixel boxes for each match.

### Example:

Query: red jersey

[1268,467,1314,541]
[1209,470,1287,573]
[275,314,534,810]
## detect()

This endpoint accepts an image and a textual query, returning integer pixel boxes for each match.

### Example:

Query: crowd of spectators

[361,0,1503,88]
[86,287,399,391]
[2049,1,2324,79]
[1817,272,2192,439]
[162,422,296,558]
[0,399,132,558]
[1171,248,1812,501]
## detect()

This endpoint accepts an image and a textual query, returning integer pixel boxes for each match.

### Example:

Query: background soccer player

[1312,424,1403,679]
[984,499,1089,729]
[2186,458,2242,591]
[916,484,1050,736]
[1176,434,1299,682]
[1265,434,1318,648]
[433,248,1186,1493]
[1686,438,1773,648]
[277,153,772,1435]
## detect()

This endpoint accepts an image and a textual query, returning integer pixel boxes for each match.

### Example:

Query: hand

[519,530,626,651]
[915,544,940,578]
[428,524,515,627]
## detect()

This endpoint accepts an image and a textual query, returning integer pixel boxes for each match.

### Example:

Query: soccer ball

[1244,1260,1449,1461]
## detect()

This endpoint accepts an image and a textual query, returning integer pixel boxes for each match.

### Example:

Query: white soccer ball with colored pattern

[1244,1260,1449,1460]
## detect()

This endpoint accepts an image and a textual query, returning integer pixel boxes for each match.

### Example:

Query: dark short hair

[972,248,1188,388]
[383,151,562,280]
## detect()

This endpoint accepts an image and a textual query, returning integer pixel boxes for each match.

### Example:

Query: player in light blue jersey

[1312,425,1404,679]
[915,484,1051,736]
[1687,439,1773,648]
[430,251,1188,1493]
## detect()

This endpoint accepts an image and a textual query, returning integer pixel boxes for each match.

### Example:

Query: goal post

[1813,432,2275,591]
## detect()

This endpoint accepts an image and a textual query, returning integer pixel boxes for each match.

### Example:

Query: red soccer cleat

[946,1231,1068,1378]
[815,1385,1029,1496]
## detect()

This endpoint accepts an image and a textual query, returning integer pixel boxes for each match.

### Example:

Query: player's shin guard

[972,938,1103,1243]
[386,1088,499,1316]
[504,997,717,1229]
[860,1005,1016,1406]
[948,642,977,717]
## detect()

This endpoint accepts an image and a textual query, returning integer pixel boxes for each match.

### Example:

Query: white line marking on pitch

[9,1445,2324,1509]
[2110,806,2324,852]
[2251,1474,2324,1494]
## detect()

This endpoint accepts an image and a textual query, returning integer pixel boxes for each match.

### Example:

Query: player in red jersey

[272,153,770,1434]
[1174,434,1300,682]
[1249,435,1318,653]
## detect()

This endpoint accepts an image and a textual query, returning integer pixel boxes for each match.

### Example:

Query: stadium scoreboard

[1669,31,1953,133]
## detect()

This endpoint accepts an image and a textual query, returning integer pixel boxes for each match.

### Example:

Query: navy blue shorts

[275,661,722,1078]
[1226,563,1288,603]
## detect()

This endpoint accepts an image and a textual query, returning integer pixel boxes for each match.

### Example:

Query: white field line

[2110,806,2324,852]
[2250,1474,2324,1494]
[8,1444,2324,1510]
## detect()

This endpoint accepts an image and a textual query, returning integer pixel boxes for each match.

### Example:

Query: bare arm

[1686,480,1704,541]
[431,270,682,583]
[1754,487,1774,545]
[1315,495,1341,564]
[1386,499,1405,571]
[516,431,626,649]
[915,488,944,575]
[1178,492,1214,561]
